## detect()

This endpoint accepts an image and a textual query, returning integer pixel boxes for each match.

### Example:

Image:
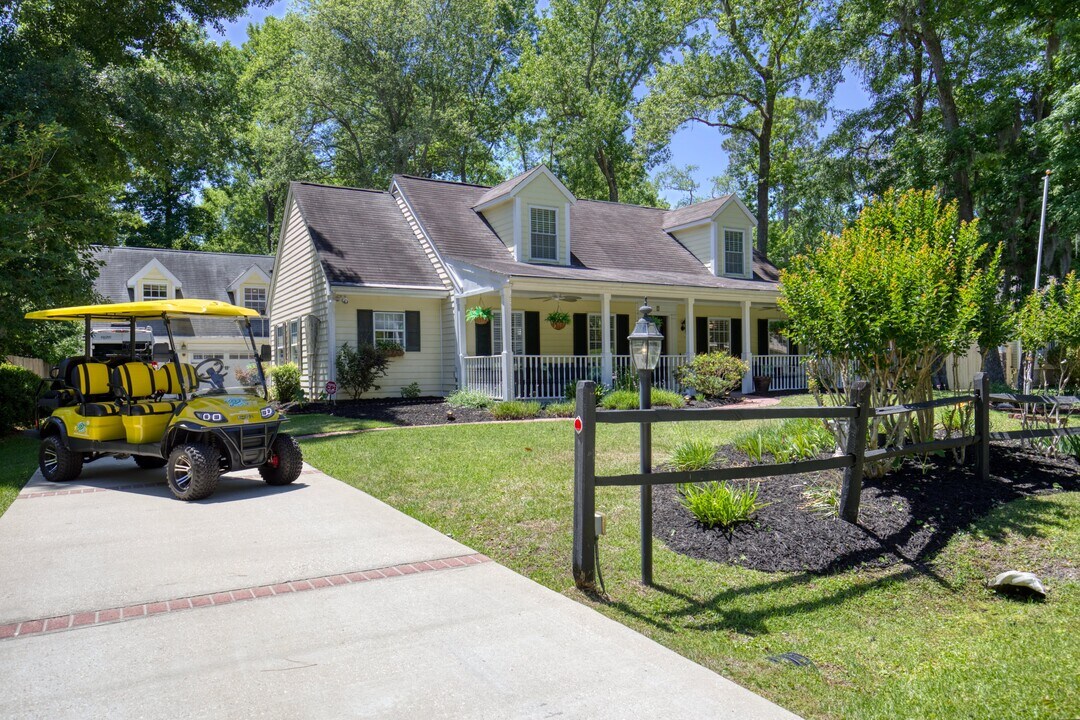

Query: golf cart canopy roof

[25,299,259,321]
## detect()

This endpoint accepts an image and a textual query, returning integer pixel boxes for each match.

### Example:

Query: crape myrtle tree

[779,188,1005,472]
[1016,272,1080,395]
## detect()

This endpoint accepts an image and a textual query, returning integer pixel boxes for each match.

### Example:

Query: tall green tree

[640,0,843,257]
[511,0,694,204]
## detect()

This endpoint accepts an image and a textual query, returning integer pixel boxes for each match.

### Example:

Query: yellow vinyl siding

[714,203,753,278]
[335,294,446,399]
[480,200,516,255]
[268,199,331,397]
[670,225,713,273]
[518,174,571,264]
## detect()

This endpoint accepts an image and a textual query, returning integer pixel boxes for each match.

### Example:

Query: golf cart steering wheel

[194,357,227,385]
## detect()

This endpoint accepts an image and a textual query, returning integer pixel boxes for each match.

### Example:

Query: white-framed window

[587,314,616,355]
[373,311,406,347]
[243,286,267,315]
[767,319,790,355]
[724,229,745,276]
[274,324,285,364]
[143,282,168,300]
[707,317,730,353]
[491,311,525,355]
[530,207,558,261]
[191,353,224,361]
[229,352,255,360]
[288,319,301,369]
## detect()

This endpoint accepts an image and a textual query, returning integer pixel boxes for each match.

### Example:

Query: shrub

[543,400,575,417]
[335,343,390,399]
[268,363,302,404]
[670,437,716,471]
[781,189,1006,466]
[491,400,541,420]
[677,481,767,529]
[0,363,40,433]
[446,388,494,409]
[601,388,685,410]
[564,380,608,404]
[234,362,261,387]
[400,381,422,399]
[675,352,748,398]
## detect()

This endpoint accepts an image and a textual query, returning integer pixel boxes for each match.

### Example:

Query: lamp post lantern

[628,299,663,585]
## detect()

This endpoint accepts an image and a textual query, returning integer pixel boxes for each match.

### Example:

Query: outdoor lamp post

[628,299,663,585]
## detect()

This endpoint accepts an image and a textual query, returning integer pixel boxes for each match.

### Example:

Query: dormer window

[530,207,558,261]
[724,229,745,275]
[143,282,168,300]
[244,286,267,315]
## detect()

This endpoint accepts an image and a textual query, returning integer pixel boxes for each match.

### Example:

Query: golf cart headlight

[194,411,227,423]
[260,406,275,419]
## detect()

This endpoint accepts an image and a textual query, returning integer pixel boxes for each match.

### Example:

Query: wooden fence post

[839,380,870,523]
[572,381,597,589]
[973,372,990,482]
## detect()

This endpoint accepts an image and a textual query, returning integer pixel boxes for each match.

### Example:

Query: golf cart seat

[71,361,119,417]
[154,363,199,397]
[111,362,177,415]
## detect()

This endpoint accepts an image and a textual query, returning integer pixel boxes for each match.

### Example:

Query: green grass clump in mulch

[491,400,541,420]
[446,388,496,409]
[0,433,40,518]
[601,387,685,410]
[297,393,1079,720]
[542,400,575,418]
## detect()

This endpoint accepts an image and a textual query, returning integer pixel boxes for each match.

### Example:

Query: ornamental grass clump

[542,400,575,417]
[780,188,1007,476]
[601,388,685,410]
[670,436,716,471]
[491,400,541,420]
[446,388,495,409]
[677,481,767,530]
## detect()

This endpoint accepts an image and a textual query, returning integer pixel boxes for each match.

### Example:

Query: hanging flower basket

[466,306,492,325]
[546,310,571,330]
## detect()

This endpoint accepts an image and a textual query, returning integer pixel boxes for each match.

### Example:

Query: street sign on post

[325,380,337,405]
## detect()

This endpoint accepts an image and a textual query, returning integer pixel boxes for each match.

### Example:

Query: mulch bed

[653,443,1079,574]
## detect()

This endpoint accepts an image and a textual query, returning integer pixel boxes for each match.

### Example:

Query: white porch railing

[463,356,503,399]
[511,355,605,400]
[751,354,811,392]
[613,355,690,393]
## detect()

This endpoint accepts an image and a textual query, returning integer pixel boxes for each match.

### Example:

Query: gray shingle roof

[393,176,780,292]
[91,245,275,337]
[471,167,537,208]
[661,195,734,229]
[291,182,446,289]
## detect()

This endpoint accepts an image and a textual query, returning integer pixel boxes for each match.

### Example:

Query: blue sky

[208,1,870,206]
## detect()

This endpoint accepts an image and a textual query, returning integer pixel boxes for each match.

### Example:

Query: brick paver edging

[0,553,490,641]
[18,481,163,499]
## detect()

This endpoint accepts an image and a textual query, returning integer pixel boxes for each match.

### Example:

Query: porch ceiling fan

[535,293,581,303]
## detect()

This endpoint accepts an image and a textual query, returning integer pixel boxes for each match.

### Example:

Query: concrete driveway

[0,457,799,719]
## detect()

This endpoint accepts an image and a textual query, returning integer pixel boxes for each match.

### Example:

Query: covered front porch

[453,282,808,401]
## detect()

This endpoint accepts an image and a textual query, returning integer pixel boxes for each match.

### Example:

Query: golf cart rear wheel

[39,435,83,482]
[166,443,220,501]
[259,433,302,486]
[134,455,167,469]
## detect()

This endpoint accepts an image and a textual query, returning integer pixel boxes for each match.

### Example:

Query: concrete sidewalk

[0,458,799,719]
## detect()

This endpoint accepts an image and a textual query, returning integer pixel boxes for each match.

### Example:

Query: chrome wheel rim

[173,455,192,490]
[43,445,58,474]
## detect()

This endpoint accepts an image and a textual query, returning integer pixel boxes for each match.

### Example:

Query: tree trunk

[263,192,276,254]
[755,95,774,256]
[982,345,1006,385]
[595,145,619,202]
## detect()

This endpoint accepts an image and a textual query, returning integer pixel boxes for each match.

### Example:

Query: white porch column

[685,297,695,358]
[453,296,466,390]
[741,299,753,393]
[501,284,513,400]
[601,293,612,386]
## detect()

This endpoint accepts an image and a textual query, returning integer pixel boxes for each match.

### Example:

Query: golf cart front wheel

[166,443,220,501]
[39,435,83,482]
[259,433,302,486]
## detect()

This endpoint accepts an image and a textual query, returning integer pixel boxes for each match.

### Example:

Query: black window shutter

[357,309,374,347]
[616,314,630,355]
[657,316,668,355]
[758,319,769,355]
[404,311,421,352]
[731,318,742,357]
[476,322,491,356]
[573,313,588,355]
[695,317,708,354]
[524,311,540,355]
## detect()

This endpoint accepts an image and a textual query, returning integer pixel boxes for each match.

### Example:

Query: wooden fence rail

[572,373,997,590]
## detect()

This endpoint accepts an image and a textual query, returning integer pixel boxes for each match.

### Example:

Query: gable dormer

[473,165,576,265]
[127,258,182,301]
[662,195,757,279]
[227,264,272,315]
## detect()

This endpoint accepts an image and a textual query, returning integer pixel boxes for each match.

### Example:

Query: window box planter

[377,341,405,358]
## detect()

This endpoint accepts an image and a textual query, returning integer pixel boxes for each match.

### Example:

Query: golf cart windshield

[175,317,267,399]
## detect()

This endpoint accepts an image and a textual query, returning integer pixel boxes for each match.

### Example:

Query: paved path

[0,457,799,719]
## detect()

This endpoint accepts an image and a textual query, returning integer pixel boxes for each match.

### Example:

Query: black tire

[166,443,221,501]
[259,433,303,486]
[133,455,167,469]
[39,435,83,482]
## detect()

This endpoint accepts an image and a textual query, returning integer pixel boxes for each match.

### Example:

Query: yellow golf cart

[26,299,302,501]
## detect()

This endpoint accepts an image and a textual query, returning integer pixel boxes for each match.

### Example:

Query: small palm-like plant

[677,481,768,530]
[670,437,716,471]
[466,306,493,324]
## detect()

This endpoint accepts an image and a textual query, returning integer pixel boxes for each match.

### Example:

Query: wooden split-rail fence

[571,373,1080,589]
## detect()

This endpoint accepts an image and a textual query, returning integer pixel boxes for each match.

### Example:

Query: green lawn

[281,413,395,436]
[298,395,1079,720]
[0,433,40,517]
